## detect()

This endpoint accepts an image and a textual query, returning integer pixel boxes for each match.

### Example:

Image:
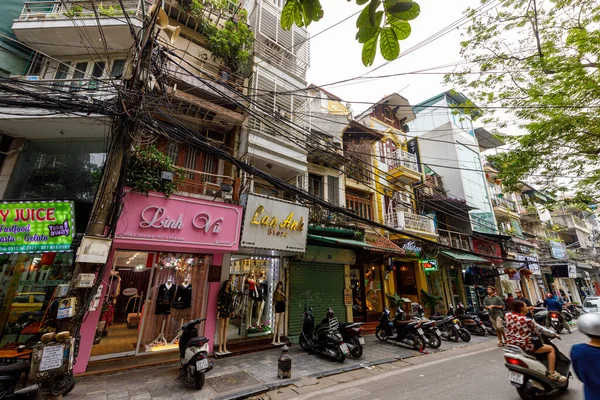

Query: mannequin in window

[255,273,268,325]
[217,280,234,354]
[173,275,192,310]
[246,273,258,329]
[272,281,286,345]
[155,277,175,315]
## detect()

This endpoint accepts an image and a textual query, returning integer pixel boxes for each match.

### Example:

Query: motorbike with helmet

[299,306,349,362]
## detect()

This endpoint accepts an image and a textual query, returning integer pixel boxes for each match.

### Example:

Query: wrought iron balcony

[438,229,473,252]
[386,149,421,184]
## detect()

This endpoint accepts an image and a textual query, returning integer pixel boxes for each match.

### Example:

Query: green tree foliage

[445,0,600,198]
[281,0,420,66]
[126,146,185,197]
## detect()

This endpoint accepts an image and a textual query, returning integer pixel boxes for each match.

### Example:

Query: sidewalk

[72,334,494,400]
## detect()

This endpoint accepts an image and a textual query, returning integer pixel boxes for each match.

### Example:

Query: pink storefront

[75,190,242,373]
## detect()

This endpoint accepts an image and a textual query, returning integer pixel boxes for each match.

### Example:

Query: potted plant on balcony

[207,9,254,79]
[126,145,185,196]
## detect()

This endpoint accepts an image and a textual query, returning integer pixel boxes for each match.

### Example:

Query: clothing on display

[274,290,286,313]
[155,282,176,315]
[218,289,234,319]
[172,283,192,309]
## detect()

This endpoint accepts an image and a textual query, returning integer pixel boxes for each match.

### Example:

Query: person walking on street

[543,293,572,334]
[484,286,507,347]
[571,313,600,399]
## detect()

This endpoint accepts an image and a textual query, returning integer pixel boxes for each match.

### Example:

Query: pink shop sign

[114,191,242,251]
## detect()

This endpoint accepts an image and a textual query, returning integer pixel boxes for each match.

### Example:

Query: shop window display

[226,256,281,340]
[0,252,73,349]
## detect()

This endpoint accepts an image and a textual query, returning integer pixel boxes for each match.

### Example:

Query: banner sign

[0,201,75,254]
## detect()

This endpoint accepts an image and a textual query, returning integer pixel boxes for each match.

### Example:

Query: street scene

[0,0,598,398]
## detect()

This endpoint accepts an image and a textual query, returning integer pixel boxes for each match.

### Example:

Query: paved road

[266,330,586,400]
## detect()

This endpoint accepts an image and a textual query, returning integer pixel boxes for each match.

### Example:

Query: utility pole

[38,5,161,400]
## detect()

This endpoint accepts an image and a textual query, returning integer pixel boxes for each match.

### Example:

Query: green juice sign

[0,201,75,254]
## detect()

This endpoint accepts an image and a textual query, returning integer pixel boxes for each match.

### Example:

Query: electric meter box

[74,273,96,288]
[55,284,70,298]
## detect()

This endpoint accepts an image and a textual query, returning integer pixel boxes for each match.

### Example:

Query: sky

[306,0,481,113]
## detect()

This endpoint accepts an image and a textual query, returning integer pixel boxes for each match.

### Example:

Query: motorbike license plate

[508,371,524,385]
[551,317,559,322]
[358,337,365,345]
[196,359,209,371]
[454,324,460,330]
[340,343,350,355]
[436,329,442,335]
[417,328,424,335]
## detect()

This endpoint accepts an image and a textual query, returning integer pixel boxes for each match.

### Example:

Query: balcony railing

[438,229,473,252]
[554,214,590,232]
[573,215,588,230]
[384,211,436,235]
[1,77,118,103]
[18,0,148,21]
[492,197,517,213]
[388,149,418,172]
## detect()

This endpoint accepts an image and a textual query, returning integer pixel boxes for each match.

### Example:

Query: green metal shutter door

[288,262,346,336]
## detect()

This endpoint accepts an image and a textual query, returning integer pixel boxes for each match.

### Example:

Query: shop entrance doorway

[90,251,152,359]
[350,265,384,322]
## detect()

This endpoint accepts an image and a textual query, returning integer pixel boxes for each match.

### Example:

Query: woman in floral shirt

[506,300,566,382]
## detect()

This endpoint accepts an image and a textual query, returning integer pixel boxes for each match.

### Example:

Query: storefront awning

[440,250,489,264]
[365,234,406,254]
[307,234,405,254]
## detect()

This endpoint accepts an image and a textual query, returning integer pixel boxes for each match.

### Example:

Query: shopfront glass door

[90,251,152,359]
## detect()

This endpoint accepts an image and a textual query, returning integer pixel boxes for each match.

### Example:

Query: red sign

[472,239,502,264]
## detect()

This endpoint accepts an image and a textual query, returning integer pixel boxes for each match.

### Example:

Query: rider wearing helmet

[571,313,600,400]
[543,293,572,334]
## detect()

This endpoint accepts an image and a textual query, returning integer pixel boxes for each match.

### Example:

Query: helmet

[578,313,600,337]
[547,293,554,299]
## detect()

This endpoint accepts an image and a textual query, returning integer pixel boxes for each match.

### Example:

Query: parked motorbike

[430,315,469,342]
[0,361,75,400]
[375,307,426,351]
[338,322,365,359]
[504,336,570,400]
[299,307,349,362]
[566,304,584,318]
[448,305,486,336]
[410,305,441,349]
[464,305,497,335]
[175,318,213,389]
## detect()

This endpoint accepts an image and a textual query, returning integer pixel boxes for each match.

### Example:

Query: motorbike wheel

[459,328,471,342]
[448,327,460,342]
[407,334,425,351]
[334,346,346,362]
[350,337,363,359]
[299,334,310,350]
[424,333,441,349]
[553,323,564,334]
[476,326,486,336]
[516,387,536,400]
[375,326,388,341]
[194,371,206,390]
[51,372,76,396]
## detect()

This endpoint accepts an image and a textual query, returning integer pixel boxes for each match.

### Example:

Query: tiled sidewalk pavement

[72,334,494,400]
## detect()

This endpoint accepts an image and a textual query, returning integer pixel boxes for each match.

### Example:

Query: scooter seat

[0,361,29,374]
[339,322,361,329]
[187,336,209,347]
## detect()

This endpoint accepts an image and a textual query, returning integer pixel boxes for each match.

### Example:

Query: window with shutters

[184,148,197,179]
[346,189,373,220]
[308,174,323,199]
[327,176,339,205]
[166,142,179,165]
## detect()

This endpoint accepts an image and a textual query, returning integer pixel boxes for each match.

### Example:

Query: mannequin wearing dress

[217,280,234,353]
[272,281,286,345]
[246,274,258,329]
[255,274,268,326]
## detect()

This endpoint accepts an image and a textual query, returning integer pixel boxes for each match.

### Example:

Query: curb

[220,338,495,399]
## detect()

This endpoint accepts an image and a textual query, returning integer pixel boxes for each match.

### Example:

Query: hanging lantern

[504,267,517,275]
[520,269,533,277]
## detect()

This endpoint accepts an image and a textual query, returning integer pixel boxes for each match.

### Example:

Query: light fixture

[400,265,409,272]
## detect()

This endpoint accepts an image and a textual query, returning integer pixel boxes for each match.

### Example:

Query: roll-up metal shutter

[288,262,346,336]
